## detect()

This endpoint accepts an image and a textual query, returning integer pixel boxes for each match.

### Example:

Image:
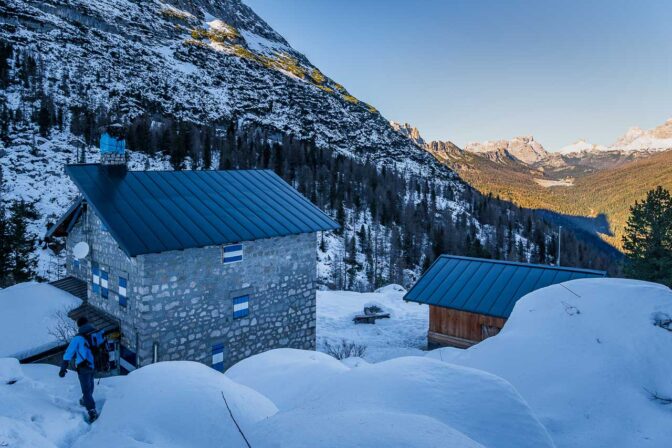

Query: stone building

[47,133,338,372]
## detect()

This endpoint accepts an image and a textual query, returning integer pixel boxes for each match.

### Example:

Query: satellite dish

[72,242,90,260]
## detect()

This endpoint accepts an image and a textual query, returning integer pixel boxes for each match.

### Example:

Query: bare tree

[48,308,77,345]
[323,339,367,360]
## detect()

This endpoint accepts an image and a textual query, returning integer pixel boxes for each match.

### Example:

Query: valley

[418,119,672,250]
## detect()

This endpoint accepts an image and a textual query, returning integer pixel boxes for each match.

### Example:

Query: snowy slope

[0,282,81,359]
[0,0,444,171]
[428,278,672,448]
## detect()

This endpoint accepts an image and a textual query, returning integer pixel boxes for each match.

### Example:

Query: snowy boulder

[227,348,348,410]
[237,351,553,447]
[431,279,672,448]
[74,361,277,448]
[0,358,23,384]
[266,356,553,447]
[0,282,81,359]
[374,284,407,294]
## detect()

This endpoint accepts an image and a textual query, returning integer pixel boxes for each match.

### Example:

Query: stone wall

[67,207,318,370]
[66,208,144,352]
[135,231,318,370]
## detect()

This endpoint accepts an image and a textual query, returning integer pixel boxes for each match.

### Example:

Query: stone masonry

[66,207,317,371]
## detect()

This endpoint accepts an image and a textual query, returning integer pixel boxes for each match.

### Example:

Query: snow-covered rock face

[429,278,672,448]
[556,118,672,156]
[1,0,440,169]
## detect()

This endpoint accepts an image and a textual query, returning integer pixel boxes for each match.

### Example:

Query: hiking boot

[87,409,99,423]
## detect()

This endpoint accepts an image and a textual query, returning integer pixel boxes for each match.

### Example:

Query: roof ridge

[439,255,606,275]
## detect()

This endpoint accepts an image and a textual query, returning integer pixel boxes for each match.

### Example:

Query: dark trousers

[77,366,96,411]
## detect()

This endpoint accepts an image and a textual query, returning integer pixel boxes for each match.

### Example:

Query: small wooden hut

[404,256,606,348]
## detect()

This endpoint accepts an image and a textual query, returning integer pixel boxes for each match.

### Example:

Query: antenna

[557,225,562,266]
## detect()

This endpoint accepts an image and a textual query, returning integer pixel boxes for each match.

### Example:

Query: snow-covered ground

[1,353,552,448]
[1,278,671,447]
[317,284,428,361]
[0,283,81,360]
[428,279,672,448]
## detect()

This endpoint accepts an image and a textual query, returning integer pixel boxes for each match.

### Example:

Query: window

[232,295,249,319]
[92,263,100,294]
[118,276,128,307]
[222,243,243,264]
[101,267,109,299]
[212,343,224,372]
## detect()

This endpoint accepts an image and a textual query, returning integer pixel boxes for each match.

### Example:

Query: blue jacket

[63,323,96,368]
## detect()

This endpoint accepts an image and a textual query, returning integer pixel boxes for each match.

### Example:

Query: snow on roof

[0,282,82,360]
[428,278,672,447]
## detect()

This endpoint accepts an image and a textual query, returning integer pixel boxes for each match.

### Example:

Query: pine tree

[622,186,672,287]
[7,200,39,284]
[0,197,9,287]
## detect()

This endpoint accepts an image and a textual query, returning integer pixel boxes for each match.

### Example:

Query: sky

[244,0,672,151]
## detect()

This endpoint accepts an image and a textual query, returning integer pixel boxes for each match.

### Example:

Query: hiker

[59,317,99,423]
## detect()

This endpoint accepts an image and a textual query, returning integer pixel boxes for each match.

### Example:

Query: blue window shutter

[91,263,100,294]
[101,268,109,299]
[212,343,225,371]
[120,345,137,373]
[73,259,80,270]
[232,295,249,319]
[118,276,128,307]
[222,244,243,264]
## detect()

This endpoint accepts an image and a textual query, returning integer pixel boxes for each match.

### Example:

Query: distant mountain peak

[463,136,548,165]
[609,118,672,152]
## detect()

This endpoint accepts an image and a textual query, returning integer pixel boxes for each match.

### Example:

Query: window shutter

[222,243,243,264]
[212,343,225,371]
[232,295,249,319]
[118,276,128,307]
[92,263,100,294]
[101,267,109,299]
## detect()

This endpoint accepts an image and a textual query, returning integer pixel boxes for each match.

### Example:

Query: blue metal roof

[404,255,606,319]
[64,165,339,257]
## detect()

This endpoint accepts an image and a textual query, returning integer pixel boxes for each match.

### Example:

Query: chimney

[99,124,126,167]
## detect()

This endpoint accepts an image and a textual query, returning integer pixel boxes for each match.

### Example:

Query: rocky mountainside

[1,0,614,286]
[390,121,425,146]
[464,136,548,165]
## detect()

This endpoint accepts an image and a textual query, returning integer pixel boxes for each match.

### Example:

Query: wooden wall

[428,306,506,348]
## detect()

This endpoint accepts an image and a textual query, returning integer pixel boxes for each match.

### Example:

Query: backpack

[83,330,112,373]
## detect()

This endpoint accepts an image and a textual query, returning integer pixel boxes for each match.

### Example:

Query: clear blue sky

[244,0,672,151]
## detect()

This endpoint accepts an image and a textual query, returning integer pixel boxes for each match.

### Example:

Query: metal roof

[404,255,607,319]
[45,197,84,239]
[64,165,339,257]
[49,276,87,301]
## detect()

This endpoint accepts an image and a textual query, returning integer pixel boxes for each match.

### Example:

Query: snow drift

[74,361,277,448]
[428,278,672,448]
[230,351,554,447]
